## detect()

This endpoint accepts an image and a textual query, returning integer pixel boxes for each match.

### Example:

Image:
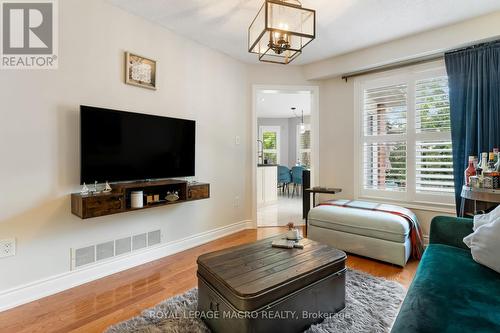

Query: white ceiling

[109,0,500,65]
[257,91,311,118]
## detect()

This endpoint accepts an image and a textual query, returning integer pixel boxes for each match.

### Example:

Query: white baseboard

[0,220,253,312]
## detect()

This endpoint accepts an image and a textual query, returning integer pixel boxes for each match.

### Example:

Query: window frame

[354,61,455,208]
[297,123,311,167]
[259,125,281,164]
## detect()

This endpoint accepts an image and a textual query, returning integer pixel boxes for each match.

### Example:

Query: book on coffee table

[271,239,295,248]
[271,239,306,249]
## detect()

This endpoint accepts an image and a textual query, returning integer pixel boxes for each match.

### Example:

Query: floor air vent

[72,230,162,270]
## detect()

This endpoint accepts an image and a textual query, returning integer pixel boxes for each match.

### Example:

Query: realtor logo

[1,0,58,69]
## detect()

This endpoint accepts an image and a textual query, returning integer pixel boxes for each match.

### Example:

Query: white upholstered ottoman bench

[307,200,423,266]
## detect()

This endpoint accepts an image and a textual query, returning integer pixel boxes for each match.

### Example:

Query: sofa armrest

[429,216,473,250]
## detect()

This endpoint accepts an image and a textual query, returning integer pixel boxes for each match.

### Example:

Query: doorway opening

[253,86,319,229]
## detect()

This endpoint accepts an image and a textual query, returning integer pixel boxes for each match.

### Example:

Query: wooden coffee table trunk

[197,236,346,333]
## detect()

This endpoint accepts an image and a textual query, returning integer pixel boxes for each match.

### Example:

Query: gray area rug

[106,269,406,333]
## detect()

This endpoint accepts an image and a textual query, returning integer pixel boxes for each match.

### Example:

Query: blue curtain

[445,41,500,214]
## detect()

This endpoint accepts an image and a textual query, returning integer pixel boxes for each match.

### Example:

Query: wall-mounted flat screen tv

[80,105,195,184]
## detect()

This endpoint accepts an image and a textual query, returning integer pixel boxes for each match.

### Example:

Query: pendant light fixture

[292,107,306,134]
[299,110,306,134]
[299,115,306,134]
[248,0,316,64]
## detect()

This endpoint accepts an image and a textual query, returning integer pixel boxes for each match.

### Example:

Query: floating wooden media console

[71,179,210,219]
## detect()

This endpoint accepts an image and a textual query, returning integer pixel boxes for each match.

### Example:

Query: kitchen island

[257,164,278,206]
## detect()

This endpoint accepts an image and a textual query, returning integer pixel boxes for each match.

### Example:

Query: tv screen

[80,106,195,184]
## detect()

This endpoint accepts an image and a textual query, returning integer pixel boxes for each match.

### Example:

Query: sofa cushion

[472,204,500,231]
[391,244,500,333]
[308,205,410,243]
[464,217,500,274]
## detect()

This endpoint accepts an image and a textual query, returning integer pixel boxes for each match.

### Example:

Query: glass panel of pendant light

[248,2,266,54]
[266,1,315,39]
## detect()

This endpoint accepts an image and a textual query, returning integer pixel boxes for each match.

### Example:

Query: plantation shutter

[414,76,454,194]
[415,77,451,133]
[363,142,407,191]
[416,141,454,193]
[363,84,407,136]
[362,83,408,192]
[298,126,311,167]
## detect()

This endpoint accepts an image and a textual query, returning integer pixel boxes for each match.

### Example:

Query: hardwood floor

[0,227,418,333]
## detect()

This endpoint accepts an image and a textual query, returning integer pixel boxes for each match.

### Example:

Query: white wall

[0,0,251,295]
[304,11,500,80]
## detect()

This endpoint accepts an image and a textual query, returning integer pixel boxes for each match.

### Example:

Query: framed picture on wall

[125,52,157,90]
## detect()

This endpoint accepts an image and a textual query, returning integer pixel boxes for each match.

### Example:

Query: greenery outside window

[259,126,280,164]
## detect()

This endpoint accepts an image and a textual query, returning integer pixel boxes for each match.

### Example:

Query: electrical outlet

[234,196,240,208]
[235,136,241,145]
[0,238,16,258]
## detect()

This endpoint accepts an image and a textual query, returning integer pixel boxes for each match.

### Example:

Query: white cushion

[463,217,500,274]
[473,205,500,231]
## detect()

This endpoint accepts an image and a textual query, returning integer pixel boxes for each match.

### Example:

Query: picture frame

[125,52,157,90]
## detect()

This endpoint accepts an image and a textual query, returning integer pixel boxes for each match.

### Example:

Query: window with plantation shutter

[357,63,455,206]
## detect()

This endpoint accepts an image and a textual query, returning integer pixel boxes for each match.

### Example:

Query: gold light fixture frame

[248,0,316,64]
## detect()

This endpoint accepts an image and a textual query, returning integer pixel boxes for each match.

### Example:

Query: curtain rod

[341,53,443,81]
[341,36,500,81]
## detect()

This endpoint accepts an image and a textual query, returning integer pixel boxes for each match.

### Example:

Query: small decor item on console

[80,182,89,195]
[89,181,99,194]
[103,181,112,193]
[165,191,179,202]
[286,222,301,240]
[131,191,144,209]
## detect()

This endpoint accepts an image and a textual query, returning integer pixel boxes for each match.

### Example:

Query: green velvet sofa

[391,216,500,333]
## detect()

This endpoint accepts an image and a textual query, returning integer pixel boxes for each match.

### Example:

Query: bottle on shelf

[464,156,477,186]
[476,153,484,179]
[487,152,496,173]
[495,149,500,172]
[479,152,488,177]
